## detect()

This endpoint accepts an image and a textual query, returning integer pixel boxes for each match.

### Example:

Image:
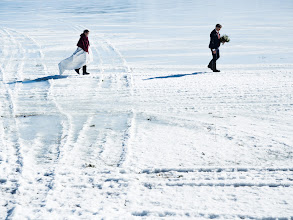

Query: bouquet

[220,35,230,43]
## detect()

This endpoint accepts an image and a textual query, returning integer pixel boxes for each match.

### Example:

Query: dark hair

[216,24,222,28]
[83,29,90,34]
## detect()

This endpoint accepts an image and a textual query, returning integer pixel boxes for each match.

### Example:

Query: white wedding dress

[58,47,93,75]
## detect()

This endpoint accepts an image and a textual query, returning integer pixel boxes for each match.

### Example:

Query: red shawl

[77,33,90,52]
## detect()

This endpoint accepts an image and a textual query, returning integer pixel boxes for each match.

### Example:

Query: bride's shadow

[7,75,69,84]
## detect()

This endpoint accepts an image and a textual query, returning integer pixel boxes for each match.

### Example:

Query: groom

[208,24,222,72]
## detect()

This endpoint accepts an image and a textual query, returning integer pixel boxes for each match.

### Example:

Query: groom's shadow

[143,72,206,80]
[7,75,69,84]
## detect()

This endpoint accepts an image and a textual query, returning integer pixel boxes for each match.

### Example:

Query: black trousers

[208,49,220,70]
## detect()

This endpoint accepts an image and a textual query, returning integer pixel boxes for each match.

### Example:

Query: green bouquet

[220,35,230,43]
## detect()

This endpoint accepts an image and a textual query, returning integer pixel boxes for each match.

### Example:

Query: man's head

[215,24,222,31]
[83,29,90,37]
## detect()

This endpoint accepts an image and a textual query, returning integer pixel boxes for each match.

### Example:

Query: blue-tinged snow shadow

[143,72,207,80]
[7,75,69,84]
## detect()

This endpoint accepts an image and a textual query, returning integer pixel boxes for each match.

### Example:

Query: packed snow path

[1,0,293,219]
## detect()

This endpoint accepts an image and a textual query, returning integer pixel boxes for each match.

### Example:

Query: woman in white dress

[58,30,93,75]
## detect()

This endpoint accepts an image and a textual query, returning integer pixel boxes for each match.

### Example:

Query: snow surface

[0,0,293,219]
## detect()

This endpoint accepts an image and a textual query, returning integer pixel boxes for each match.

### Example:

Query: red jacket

[77,33,90,52]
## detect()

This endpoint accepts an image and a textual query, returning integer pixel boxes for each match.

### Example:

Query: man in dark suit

[208,24,222,72]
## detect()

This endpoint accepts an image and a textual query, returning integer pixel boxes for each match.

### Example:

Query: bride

[58,29,93,75]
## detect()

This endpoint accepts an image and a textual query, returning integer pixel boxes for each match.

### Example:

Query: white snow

[0,0,293,219]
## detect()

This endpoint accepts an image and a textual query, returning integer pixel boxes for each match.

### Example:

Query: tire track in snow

[0,28,25,219]
[67,23,135,168]
[8,29,77,217]
[90,36,135,167]
[5,28,103,219]
[31,20,137,216]
[31,22,110,216]
[0,28,69,219]
[72,25,138,216]
[33,21,114,215]
[5,17,136,216]
[139,166,293,187]
[78,23,135,168]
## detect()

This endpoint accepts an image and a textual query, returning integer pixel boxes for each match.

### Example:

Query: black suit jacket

[209,29,221,50]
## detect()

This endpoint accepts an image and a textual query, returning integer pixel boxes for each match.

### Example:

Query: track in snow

[29,21,137,217]
[0,27,68,219]
[1,9,293,218]
[0,24,136,218]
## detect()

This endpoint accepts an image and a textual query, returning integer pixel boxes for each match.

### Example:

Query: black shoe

[82,65,90,75]
[211,62,220,72]
[75,69,80,74]
[208,61,214,71]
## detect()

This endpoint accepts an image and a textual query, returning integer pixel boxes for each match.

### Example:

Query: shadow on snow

[143,72,207,80]
[7,75,69,84]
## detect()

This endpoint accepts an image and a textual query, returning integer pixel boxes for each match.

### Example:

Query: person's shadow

[7,75,69,84]
[143,72,206,80]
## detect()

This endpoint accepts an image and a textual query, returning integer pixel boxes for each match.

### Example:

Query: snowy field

[1,0,293,219]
